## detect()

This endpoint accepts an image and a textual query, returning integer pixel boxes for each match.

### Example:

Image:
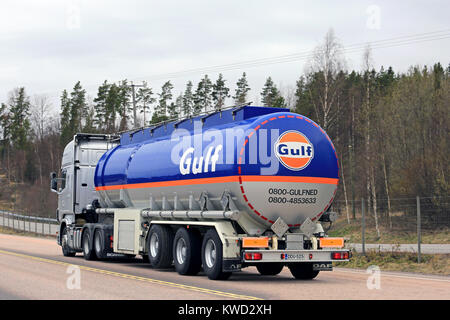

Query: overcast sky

[1,0,449,113]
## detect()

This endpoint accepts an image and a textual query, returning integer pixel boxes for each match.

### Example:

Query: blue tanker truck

[51,105,350,280]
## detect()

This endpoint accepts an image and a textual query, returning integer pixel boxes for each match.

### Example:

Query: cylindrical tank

[94,106,339,230]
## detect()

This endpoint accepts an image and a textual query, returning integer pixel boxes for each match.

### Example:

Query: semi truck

[51,105,350,280]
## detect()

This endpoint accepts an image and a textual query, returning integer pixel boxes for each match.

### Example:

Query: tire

[173,228,202,276]
[256,263,284,276]
[147,224,174,268]
[288,263,320,280]
[142,255,150,263]
[61,226,76,257]
[82,228,97,261]
[201,229,232,280]
[94,229,107,260]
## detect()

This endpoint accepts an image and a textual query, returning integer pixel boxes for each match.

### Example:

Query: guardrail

[0,210,58,236]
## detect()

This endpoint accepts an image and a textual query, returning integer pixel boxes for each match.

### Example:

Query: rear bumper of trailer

[242,249,351,264]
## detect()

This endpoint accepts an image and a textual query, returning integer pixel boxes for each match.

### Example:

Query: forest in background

[0,30,448,224]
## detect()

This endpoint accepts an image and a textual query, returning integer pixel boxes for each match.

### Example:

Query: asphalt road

[0,233,449,300]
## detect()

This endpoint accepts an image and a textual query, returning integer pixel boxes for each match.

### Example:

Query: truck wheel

[147,224,173,268]
[94,229,107,260]
[82,228,97,261]
[61,226,76,257]
[201,229,231,280]
[288,263,319,280]
[256,263,284,276]
[173,228,202,276]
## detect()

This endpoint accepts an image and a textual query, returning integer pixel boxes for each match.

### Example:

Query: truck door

[58,166,74,216]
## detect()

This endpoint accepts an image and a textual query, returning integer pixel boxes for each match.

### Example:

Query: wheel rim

[62,229,68,249]
[95,233,101,253]
[83,234,89,254]
[150,233,159,258]
[176,237,187,265]
[204,239,216,268]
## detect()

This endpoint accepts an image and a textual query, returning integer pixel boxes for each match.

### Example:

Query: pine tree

[60,89,72,145]
[182,81,195,117]
[118,80,131,131]
[194,75,213,114]
[105,83,121,132]
[212,73,230,110]
[93,80,110,131]
[294,76,315,118]
[136,81,155,126]
[8,87,31,150]
[151,81,173,123]
[69,81,87,133]
[167,93,182,119]
[234,72,250,105]
[261,77,285,107]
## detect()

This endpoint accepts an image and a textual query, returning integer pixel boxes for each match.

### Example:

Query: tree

[69,81,87,133]
[136,81,155,126]
[93,80,110,131]
[234,72,250,105]
[261,77,285,107]
[1,102,10,141]
[118,80,131,131]
[194,75,213,114]
[305,28,346,131]
[182,81,195,117]
[294,76,315,118]
[59,89,72,145]
[8,87,31,150]
[151,81,173,123]
[212,73,230,110]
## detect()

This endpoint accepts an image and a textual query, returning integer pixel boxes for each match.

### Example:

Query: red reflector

[244,252,263,260]
[309,254,313,260]
[332,252,342,260]
[110,236,113,241]
[253,253,262,260]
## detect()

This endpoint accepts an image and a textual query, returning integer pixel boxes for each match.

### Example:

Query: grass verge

[335,250,450,276]
[328,219,450,244]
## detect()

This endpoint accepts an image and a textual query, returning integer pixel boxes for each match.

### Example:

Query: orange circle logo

[274,131,314,170]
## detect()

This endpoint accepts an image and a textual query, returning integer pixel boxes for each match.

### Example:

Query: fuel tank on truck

[94,106,339,233]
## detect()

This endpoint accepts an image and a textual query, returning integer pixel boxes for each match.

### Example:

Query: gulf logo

[274,130,314,171]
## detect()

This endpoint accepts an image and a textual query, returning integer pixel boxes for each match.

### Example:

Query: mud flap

[223,258,242,272]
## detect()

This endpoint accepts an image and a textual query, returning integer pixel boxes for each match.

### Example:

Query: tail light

[332,251,349,260]
[244,252,263,260]
[332,252,342,260]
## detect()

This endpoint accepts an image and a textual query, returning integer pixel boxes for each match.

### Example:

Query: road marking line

[335,268,450,283]
[0,249,263,300]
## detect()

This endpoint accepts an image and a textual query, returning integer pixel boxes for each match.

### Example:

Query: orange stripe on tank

[95,175,338,191]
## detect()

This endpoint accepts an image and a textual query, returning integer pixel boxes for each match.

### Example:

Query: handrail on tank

[117,101,254,136]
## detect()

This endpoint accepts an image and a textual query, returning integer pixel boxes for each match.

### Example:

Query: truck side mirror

[50,172,58,192]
